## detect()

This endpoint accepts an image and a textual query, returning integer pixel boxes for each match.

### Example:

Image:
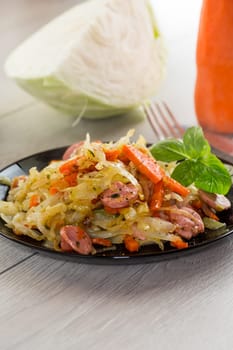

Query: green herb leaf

[150,139,187,162]
[150,126,232,194]
[183,126,211,158]
[171,160,197,187]
[194,154,232,194]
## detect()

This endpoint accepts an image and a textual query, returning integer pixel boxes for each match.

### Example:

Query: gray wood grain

[0,236,233,350]
[0,237,35,274]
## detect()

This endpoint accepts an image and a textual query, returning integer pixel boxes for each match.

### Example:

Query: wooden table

[1,1,233,349]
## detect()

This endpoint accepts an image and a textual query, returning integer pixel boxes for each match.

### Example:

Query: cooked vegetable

[92,238,112,247]
[150,126,232,195]
[122,144,164,184]
[0,176,11,186]
[124,234,140,253]
[202,217,226,231]
[163,176,190,197]
[0,131,231,255]
[149,180,164,211]
[5,0,165,119]
[29,194,40,208]
[170,237,188,250]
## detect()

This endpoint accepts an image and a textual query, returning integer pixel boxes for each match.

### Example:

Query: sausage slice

[170,206,204,240]
[100,181,138,209]
[198,190,231,212]
[60,225,93,255]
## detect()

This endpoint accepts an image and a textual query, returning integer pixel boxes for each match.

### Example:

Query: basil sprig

[150,127,232,195]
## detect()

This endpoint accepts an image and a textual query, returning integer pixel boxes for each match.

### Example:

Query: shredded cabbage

[5,0,165,120]
[0,132,228,254]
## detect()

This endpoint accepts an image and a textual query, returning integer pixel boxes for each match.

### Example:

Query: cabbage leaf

[5,0,165,119]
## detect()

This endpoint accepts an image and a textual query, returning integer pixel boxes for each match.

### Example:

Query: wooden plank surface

[0,237,36,274]
[0,237,233,350]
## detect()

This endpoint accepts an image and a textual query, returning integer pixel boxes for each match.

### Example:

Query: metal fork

[143,101,233,164]
[143,101,184,140]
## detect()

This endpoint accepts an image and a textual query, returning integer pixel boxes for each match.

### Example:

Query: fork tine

[162,101,184,137]
[143,101,184,140]
[143,103,164,139]
[150,103,171,138]
[155,103,180,139]
[144,103,171,139]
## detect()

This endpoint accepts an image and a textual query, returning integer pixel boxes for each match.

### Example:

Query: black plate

[0,147,233,265]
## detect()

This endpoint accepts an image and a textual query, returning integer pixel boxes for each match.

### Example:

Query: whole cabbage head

[5,0,165,119]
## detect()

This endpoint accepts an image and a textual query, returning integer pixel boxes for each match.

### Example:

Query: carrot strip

[163,176,190,197]
[59,158,79,175]
[124,234,140,252]
[49,187,59,195]
[92,238,112,247]
[191,199,202,210]
[49,175,77,192]
[171,237,188,249]
[122,145,164,184]
[49,173,78,195]
[104,149,121,161]
[49,176,75,194]
[150,180,164,211]
[29,194,40,208]
[49,179,65,193]
[64,173,78,186]
[201,203,219,221]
